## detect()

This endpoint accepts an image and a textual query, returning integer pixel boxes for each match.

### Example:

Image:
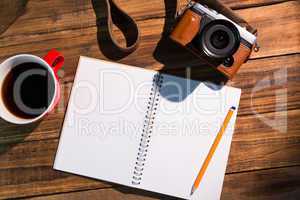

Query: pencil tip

[231,106,236,110]
[190,187,195,196]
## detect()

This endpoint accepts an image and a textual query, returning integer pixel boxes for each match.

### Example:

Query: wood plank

[0,173,108,200]
[221,0,291,8]
[24,187,158,200]
[0,139,109,198]
[228,109,300,173]
[0,1,299,65]
[22,166,300,200]
[222,166,300,200]
[0,0,28,34]
[2,0,291,22]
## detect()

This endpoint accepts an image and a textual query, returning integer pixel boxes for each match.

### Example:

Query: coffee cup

[0,49,64,124]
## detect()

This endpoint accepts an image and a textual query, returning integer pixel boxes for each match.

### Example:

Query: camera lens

[198,20,240,59]
[210,30,230,49]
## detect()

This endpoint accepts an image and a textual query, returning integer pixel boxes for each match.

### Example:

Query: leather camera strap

[105,0,257,54]
[105,0,140,53]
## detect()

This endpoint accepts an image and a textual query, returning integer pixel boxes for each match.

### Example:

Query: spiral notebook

[54,56,241,200]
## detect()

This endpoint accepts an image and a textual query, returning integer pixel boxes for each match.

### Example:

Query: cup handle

[43,49,64,112]
[43,49,64,78]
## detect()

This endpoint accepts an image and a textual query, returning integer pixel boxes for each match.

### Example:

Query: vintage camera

[170,2,257,79]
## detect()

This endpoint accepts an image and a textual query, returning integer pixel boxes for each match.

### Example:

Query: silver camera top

[192,3,257,45]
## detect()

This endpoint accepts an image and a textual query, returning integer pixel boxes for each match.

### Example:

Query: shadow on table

[116,187,184,200]
[153,0,228,82]
[153,0,228,102]
[0,118,40,155]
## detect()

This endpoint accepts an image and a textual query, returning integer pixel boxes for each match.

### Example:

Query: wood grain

[0,54,299,199]
[0,1,299,65]
[0,0,299,199]
[22,166,300,200]
[0,0,28,34]
[222,166,300,200]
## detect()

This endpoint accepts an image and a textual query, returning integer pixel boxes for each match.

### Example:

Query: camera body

[170,3,257,79]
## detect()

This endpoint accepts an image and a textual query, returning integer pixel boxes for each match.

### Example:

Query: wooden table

[0,0,299,199]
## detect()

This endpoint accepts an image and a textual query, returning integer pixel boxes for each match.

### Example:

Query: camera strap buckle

[253,32,260,52]
[254,41,260,52]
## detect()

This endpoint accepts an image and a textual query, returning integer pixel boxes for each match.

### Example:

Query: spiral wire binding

[131,73,164,185]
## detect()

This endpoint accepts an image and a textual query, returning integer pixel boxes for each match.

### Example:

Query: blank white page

[140,74,241,199]
[54,57,157,187]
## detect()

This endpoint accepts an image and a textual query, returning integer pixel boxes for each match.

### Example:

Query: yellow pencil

[190,106,236,196]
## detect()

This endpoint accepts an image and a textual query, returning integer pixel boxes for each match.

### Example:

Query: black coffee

[2,62,55,119]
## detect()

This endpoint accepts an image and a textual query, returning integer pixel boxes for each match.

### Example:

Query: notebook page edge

[53,56,85,170]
